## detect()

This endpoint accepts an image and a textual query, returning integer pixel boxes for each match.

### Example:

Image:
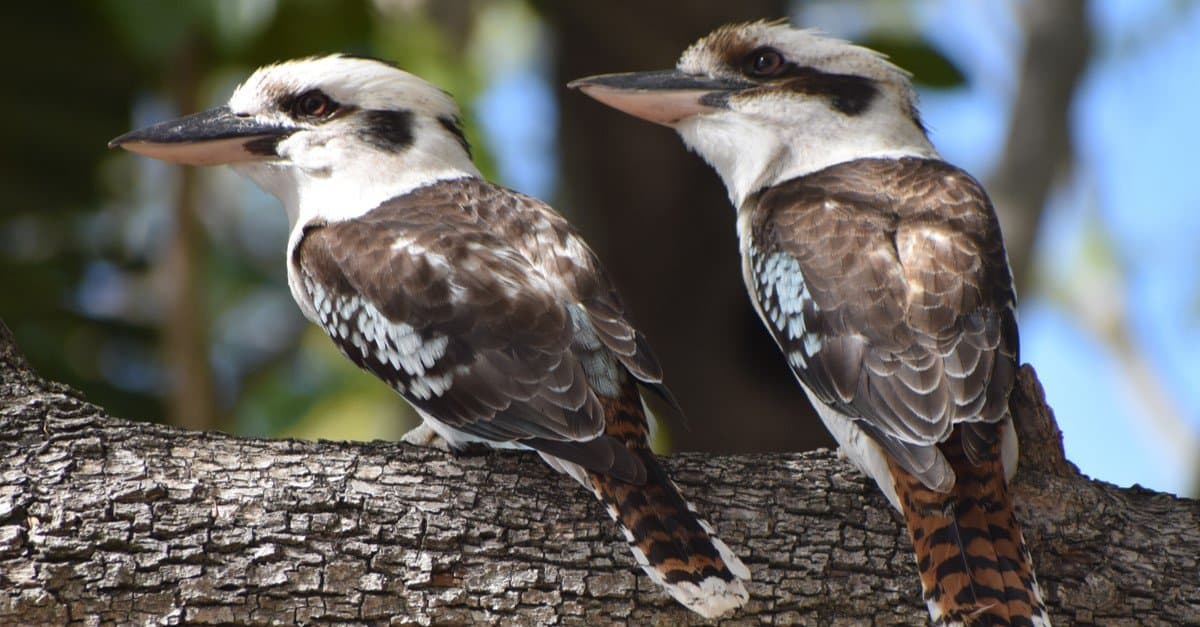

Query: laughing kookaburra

[109,54,749,618]
[572,21,1048,626]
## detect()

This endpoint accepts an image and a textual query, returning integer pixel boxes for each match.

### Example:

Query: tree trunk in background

[547,2,830,455]
[2,321,1197,624]
[988,0,1090,291]
[990,1,1199,496]
[162,38,218,432]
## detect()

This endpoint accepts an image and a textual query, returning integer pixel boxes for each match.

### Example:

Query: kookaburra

[572,21,1048,626]
[109,54,749,618]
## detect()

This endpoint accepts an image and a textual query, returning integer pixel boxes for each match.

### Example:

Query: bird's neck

[677,112,938,208]
[236,152,480,235]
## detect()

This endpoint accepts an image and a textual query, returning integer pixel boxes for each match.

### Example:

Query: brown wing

[452,179,669,391]
[295,181,649,481]
[746,158,1018,488]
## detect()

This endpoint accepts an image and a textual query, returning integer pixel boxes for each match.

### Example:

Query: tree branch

[988,0,1090,292]
[1,320,1196,625]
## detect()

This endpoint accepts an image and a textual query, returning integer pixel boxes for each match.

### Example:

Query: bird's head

[571,21,937,206]
[110,54,479,226]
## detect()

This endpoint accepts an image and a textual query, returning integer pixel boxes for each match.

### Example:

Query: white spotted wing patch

[304,275,452,399]
[753,249,821,370]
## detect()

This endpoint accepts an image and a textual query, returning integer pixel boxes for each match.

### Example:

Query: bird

[109,54,750,618]
[571,20,1048,626]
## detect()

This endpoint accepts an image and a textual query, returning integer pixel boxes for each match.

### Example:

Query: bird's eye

[745,47,785,77]
[292,90,335,119]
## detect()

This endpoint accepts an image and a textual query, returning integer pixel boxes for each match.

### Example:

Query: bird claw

[401,423,452,451]
[401,423,491,458]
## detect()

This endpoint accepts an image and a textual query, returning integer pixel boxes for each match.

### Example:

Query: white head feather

[228,54,480,230]
[673,21,938,207]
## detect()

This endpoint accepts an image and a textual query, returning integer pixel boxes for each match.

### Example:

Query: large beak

[568,70,751,126]
[108,106,295,166]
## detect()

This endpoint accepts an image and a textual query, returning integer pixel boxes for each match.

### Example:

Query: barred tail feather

[891,429,1048,626]
[589,454,750,618]
[577,386,749,618]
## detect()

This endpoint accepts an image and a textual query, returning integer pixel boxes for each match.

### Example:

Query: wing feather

[745,158,1018,488]
[295,180,661,479]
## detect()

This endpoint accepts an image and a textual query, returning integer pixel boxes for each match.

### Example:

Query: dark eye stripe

[437,114,471,157]
[722,38,881,116]
[357,109,415,153]
[779,67,879,115]
[737,62,880,116]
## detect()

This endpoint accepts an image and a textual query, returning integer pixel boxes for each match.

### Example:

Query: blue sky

[920,0,1200,495]
[473,1,1200,495]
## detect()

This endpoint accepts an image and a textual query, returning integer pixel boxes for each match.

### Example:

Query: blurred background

[1,0,1197,497]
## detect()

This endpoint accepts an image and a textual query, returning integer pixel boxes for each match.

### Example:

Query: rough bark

[1,321,1197,626]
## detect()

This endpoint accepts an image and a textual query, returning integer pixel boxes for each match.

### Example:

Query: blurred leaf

[234,328,414,439]
[281,395,409,443]
[859,36,965,88]
[1,0,499,442]
[238,0,374,65]
[97,0,216,64]
[0,2,157,421]
[370,8,498,181]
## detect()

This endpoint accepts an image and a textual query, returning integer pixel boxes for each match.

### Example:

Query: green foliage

[859,36,965,88]
[0,1,501,441]
[0,2,146,418]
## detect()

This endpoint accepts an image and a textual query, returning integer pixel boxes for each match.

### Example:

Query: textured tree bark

[1,320,1197,626]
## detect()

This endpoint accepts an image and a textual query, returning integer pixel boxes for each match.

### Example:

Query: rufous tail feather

[890,426,1048,626]
[587,384,750,618]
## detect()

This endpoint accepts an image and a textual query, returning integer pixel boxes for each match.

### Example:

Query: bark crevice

[1,321,1197,625]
